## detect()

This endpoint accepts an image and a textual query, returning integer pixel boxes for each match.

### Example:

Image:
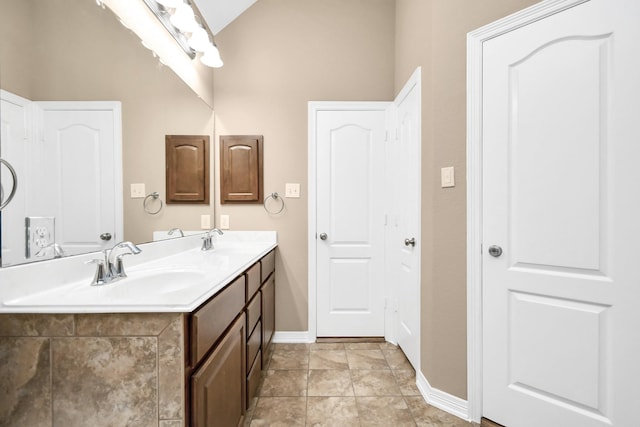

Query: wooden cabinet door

[220,135,263,203]
[165,135,210,204]
[261,275,275,366]
[192,313,246,427]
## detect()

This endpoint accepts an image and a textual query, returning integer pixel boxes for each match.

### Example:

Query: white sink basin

[0,231,278,312]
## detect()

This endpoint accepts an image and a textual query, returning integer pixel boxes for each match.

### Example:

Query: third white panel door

[316,109,386,337]
[392,74,421,370]
[482,1,640,426]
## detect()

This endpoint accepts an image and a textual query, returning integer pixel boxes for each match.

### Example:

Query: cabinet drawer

[247,320,261,371]
[246,263,261,301]
[246,349,262,408]
[191,275,246,366]
[261,250,275,283]
[246,293,261,335]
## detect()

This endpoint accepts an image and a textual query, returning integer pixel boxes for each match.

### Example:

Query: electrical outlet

[200,214,211,229]
[220,214,230,230]
[130,183,146,198]
[285,183,301,198]
[25,217,55,258]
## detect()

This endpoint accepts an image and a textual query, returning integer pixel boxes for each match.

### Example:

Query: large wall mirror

[0,0,215,267]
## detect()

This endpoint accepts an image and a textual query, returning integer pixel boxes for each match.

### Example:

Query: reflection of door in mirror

[0,90,123,266]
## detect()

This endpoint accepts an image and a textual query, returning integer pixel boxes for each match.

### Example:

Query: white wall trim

[466,0,590,422]
[272,331,315,344]
[416,369,470,422]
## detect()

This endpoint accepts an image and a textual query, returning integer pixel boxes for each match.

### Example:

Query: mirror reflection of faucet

[168,228,184,237]
[201,228,224,251]
[86,241,141,286]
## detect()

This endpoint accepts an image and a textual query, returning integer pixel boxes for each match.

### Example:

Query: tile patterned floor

[245,342,478,426]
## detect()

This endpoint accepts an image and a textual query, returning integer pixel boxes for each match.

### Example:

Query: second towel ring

[143,192,163,215]
[264,192,285,215]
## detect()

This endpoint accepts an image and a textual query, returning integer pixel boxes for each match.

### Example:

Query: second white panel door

[316,108,386,337]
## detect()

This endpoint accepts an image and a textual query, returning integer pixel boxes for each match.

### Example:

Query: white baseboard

[416,370,471,422]
[272,331,315,343]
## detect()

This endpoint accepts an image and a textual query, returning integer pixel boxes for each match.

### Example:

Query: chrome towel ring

[0,158,18,211]
[263,192,285,215]
[143,192,163,215]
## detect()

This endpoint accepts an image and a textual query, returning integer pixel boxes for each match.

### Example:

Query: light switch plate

[441,167,455,188]
[130,183,146,198]
[220,214,230,230]
[285,183,301,198]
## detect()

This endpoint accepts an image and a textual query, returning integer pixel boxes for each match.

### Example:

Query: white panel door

[37,102,121,256]
[0,91,31,266]
[316,109,386,336]
[391,72,421,370]
[482,1,640,426]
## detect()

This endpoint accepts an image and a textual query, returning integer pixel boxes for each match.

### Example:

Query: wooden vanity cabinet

[188,249,276,425]
[191,313,246,427]
[261,251,276,366]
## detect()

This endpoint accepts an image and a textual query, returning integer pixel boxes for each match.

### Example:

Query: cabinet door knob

[404,237,416,247]
[319,233,328,240]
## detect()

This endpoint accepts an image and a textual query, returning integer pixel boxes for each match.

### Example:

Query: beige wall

[1,0,215,245]
[213,0,396,331]
[395,0,540,399]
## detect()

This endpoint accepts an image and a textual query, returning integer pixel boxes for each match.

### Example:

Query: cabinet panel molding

[165,135,210,204]
[220,135,263,204]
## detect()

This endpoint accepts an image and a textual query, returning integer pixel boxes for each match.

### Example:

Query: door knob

[488,245,502,257]
[319,233,327,240]
[100,233,112,241]
[404,237,416,247]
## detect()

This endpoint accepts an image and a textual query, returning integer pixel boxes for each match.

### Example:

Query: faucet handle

[112,253,133,278]
[86,258,107,286]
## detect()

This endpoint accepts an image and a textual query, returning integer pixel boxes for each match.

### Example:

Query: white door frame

[466,0,590,422]
[308,101,392,342]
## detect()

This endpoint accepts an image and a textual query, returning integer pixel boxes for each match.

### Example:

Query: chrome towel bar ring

[263,192,285,215]
[0,158,18,211]
[143,192,163,215]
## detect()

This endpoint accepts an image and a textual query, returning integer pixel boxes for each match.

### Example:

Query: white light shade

[188,26,210,52]
[170,3,197,32]
[201,44,223,68]
[155,0,182,8]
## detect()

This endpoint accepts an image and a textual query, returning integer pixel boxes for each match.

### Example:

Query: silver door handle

[100,233,112,241]
[319,233,327,240]
[488,245,503,257]
[404,237,416,247]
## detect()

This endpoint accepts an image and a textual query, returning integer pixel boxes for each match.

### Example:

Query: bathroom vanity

[0,232,276,427]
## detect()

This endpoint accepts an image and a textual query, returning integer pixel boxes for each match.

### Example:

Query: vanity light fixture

[141,0,223,67]
[200,43,224,68]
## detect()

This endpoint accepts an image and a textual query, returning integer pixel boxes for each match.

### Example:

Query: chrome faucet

[87,241,141,285]
[168,228,184,237]
[201,228,224,251]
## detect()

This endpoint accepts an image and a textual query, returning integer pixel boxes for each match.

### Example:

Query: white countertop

[0,231,277,313]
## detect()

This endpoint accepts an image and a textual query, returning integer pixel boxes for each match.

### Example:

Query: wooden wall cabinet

[220,135,263,204]
[165,135,210,204]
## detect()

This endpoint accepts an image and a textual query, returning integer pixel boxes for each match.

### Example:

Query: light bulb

[201,44,223,68]
[188,26,210,52]
[170,3,197,32]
